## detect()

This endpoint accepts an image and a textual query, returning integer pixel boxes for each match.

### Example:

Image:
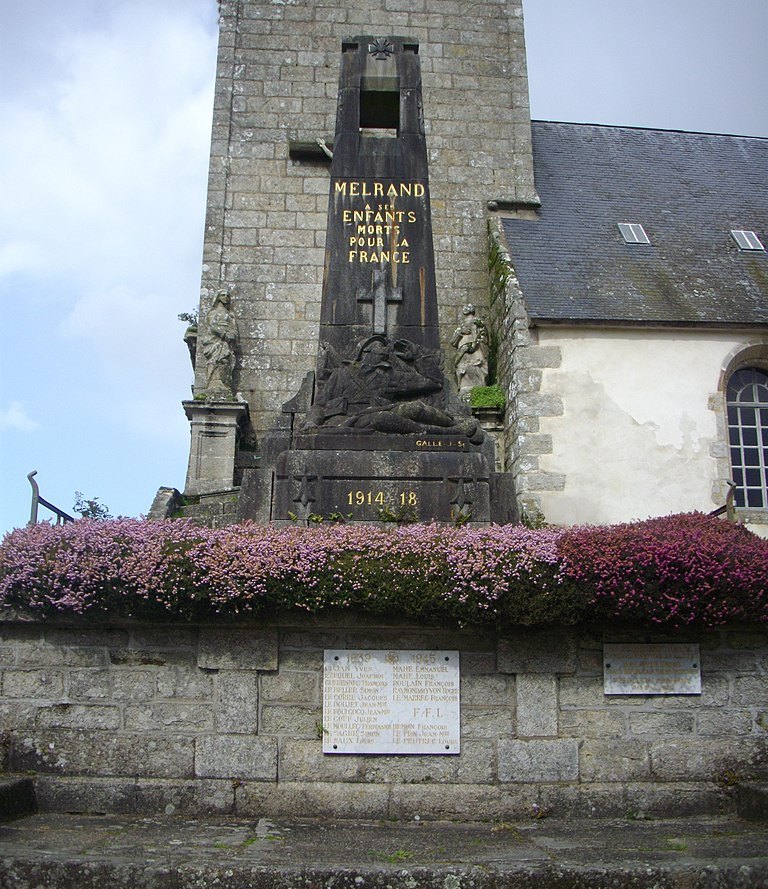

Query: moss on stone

[469,385,506,409]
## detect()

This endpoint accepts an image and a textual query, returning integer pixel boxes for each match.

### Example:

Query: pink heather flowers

[0,513,766,628]
[557,512,768,627]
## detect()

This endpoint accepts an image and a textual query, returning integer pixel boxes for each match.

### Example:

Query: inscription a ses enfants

[334,179,424,265]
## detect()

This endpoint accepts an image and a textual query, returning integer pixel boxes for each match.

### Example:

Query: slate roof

[501,122,768,326]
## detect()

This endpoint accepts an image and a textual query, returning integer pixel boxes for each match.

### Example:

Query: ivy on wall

[1,514,766,629]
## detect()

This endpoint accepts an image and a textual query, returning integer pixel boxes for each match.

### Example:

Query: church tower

[178,0,537,520]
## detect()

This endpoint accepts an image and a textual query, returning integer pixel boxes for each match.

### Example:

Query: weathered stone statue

[451,304,488,395]
[201,289,238,394]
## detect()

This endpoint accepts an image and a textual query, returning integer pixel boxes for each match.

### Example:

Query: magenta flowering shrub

[0,512,766,627]
[0,520,208,616]
[558,512,768,627]
[0,519,577,625]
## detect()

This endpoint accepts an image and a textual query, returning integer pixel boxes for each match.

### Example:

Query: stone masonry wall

[197,0,538,438]
[1,614,766,820]
[489,217,562,523]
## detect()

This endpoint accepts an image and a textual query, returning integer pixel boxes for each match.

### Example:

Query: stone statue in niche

[201,288,239,394]
[451,304,488,395]
[301,334,483,443]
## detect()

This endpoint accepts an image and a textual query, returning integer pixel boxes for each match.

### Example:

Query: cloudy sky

[2,0,767,535]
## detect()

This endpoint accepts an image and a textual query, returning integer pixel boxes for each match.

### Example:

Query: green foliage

[488,224,513,290]
[450,508,472,527]
[520,509,549,530]
[469,385,506,409]
[73,492,112,521]
[376,850,414,864]
[378,504,419,524]
[178,309,199,327]
[486,324,500,386]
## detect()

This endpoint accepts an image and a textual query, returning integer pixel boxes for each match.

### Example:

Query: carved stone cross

[449,476,474,515]
[292,469,317,508]
[356,268,402,336]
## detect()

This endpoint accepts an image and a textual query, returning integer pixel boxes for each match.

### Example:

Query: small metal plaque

[323,649,460,754]
[603,644,701,695]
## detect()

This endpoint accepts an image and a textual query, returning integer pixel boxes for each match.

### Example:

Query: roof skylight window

[618,223,650,245]
[731,230,765,251]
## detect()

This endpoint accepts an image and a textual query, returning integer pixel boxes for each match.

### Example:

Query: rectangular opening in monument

[359,89,400,136]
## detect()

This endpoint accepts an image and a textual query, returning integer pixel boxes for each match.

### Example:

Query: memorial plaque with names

[603,644,701,695]
[323,649,460,754]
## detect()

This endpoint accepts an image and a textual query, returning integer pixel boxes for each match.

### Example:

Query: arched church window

[727,367,768,508]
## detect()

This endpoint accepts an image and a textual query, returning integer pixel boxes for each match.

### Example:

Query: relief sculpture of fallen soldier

[301,335,483,444]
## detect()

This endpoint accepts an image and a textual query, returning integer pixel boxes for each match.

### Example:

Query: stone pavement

[0,811,767,888]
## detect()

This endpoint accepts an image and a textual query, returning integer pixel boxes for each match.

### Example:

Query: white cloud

[524,0,768,136]
[60,282,189,382]
[0,241,45,277]
[0,1,216,427]
[0,402,41,433]
[0,2,217,534]
[0,2,217,297]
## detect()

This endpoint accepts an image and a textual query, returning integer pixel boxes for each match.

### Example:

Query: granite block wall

[1,615,766,819]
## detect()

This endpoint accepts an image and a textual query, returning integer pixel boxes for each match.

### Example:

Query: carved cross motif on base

[356,268,402,336]
[449,476,474,516]
[293,470,318,508]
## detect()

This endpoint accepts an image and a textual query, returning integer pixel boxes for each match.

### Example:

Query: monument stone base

[273,444,491,523]
[183,399,248,497]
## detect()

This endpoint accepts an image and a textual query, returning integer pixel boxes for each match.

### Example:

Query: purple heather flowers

[0,514,766,628]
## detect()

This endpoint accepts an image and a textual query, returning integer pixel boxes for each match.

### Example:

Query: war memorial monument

[170,26,516,526]
[1,2,767,886]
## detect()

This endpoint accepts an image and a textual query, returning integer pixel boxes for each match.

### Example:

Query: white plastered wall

[534,327,768,528]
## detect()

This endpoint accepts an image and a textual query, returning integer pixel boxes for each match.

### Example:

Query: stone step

[738,783,768,821]
[0,813,767,889]
[0,777,36,821]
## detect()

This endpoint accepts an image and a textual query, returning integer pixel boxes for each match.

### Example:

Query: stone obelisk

[319,36,439,354]
[268,37,494,523]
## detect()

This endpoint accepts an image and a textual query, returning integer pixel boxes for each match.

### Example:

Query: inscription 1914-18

[346,490,417,507]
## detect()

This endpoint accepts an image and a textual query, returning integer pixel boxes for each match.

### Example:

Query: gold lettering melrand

[335,180,423,265]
